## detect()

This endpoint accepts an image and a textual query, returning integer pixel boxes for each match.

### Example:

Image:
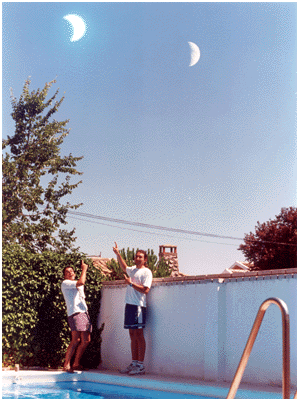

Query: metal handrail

[227,297,290,399]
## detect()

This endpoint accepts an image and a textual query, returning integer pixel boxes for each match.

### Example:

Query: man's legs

[73,331,91,368]
[129,329,138,361]
[128,328,146,374]
[63,331,91,371]
[121,305,147,374]
[129,328,146,362]
[63,331,81,371]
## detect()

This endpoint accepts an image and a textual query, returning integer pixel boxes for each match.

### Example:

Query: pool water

[2,381,211,399]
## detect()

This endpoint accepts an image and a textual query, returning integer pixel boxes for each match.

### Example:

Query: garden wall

[98,268,297,387]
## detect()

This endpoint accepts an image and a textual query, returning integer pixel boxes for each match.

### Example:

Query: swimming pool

[3,380,212,399]
[2,371,283,399]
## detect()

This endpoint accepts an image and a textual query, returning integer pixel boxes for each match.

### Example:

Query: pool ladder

[227,297,297,399]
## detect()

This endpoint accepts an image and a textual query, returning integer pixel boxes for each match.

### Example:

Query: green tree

[239,207,297,270]
[146,248,171,278]
[106,248,171,280]
[2,78,83,253]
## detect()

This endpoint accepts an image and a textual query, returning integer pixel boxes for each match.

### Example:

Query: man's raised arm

[76,260,88,287]
[113,242,127,273]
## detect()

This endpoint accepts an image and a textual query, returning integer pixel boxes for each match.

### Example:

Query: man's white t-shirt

[61,280,88,317]
[125,266,153,307]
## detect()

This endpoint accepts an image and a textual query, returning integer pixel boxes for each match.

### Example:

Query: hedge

[2,243,104,369]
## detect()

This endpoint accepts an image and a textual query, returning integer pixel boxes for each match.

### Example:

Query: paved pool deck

[90,367,294,396]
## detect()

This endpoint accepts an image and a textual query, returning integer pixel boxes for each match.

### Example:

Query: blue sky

[3,2,297,275]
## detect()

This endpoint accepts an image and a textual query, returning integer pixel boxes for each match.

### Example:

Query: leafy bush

[2,243,104,369]
[106,248,171,280]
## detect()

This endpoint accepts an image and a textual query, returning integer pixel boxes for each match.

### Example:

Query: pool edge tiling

[2,370,284,399]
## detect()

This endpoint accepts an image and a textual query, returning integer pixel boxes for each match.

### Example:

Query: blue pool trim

[2,371,283,399]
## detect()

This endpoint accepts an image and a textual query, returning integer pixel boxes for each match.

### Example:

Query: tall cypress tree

[2,78,83,252]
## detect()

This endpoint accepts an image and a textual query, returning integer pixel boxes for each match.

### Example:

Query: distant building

[88,256,112,277]
[222,261,253,274]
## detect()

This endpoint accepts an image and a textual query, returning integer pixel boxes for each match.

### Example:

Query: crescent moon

[63,14,86,42]
[188,42,200,67]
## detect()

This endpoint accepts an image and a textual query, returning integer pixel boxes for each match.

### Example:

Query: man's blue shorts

[124,304,146,329]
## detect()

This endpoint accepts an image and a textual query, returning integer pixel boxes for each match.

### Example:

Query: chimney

[159,245,179,276]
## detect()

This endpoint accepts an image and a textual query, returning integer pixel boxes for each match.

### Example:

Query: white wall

[98,272,296,387]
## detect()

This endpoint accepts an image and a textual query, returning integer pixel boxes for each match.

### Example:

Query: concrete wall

[98,269,297,387]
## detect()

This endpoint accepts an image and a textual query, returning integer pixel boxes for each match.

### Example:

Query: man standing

[113,242,153,375]
[61,260,92,372]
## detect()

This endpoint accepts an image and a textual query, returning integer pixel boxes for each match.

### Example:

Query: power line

[67,210,296,247]
[67,215,240,246]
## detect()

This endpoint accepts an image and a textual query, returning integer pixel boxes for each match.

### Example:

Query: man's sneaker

[119,363,136,374]
[128,365,145,376]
